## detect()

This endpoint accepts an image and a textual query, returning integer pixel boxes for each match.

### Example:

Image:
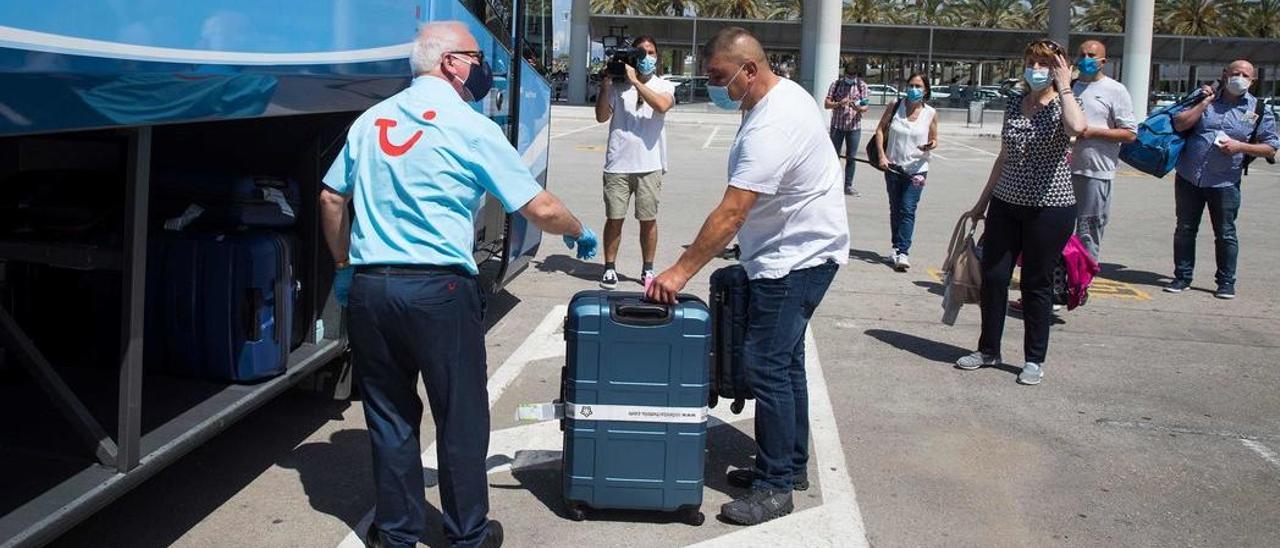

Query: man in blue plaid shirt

[825,62,870,196]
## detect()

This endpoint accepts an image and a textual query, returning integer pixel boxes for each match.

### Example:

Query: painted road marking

[949,142,998,157]
[551,121,606,139]
[926,268,1151,301]
[690,329,869,548]
[338,308,867,547]
[1241,440,1280,472]
[338,305,568,548]
[702,126,720,149]
[574,144,606,152]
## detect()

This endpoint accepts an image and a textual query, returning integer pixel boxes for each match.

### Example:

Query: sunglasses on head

[1031,39,1066,56]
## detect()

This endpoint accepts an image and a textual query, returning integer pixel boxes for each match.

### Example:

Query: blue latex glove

[563,227,599,260]
[334,265,354,307]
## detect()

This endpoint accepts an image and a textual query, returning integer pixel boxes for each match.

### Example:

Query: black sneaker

[726,468,809,491]
[479,520,504,548]
[720,488,794,526]
[1164,279,1191,293]
[1214,283,1236,300]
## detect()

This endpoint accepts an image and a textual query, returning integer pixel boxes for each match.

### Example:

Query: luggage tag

[1244,111,1259,125]
[516,402,563,422]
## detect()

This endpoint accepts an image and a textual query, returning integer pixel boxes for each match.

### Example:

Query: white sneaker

[1018,362,1044,385]
[600,268,618,290]
[956,351,1001,371]
[895,254,910,272]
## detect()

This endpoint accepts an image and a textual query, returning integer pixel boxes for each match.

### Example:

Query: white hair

[410,21,466,75]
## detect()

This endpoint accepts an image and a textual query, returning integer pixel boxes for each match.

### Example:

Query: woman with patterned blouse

[956,39,1087,386]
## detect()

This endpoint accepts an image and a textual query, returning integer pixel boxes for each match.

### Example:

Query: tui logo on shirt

[374,110,438,157]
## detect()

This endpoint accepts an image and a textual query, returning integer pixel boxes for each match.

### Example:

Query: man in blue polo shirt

[319,21,597,548]
[1167,59,1278,299]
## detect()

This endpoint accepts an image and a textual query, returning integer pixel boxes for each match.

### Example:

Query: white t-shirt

[604,76,676,174]
[886,102,936,175]
[728,78,851,280]
[1071,77,1138,180]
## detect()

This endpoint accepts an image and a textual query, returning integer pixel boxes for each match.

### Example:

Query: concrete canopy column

[800,0,842,107]
[1048,0,1071,47]
[568,0,590,103]
[1122,0,1155,119]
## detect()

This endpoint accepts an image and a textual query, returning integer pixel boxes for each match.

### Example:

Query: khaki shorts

[603,171,663,221]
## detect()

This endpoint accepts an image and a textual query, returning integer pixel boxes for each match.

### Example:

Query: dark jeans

[1173,176,1240,286]
[349,269,490,548]
[885,170,925,254]
[745,261,839,491]
[830,128,860,188]
[978,198,1076,364]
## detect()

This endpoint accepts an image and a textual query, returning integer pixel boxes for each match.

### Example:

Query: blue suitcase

[709,264,753,414]
[148,231,294,382]
[561,291,711,525]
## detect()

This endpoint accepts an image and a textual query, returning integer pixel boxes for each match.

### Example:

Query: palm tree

[768,0,803,20]
[591,0,643,14]
[701,0,772,19]
[639,0,695,15]
[951,0,1030,29]
[1234,0,1280,37]
[1076,0,1126,32]
[842,0,903,23]
[908,0,954,26]
[1023,0,1049,29]
[1160,0,1239,36]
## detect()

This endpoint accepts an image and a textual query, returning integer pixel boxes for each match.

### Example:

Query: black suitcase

[709,264,752,414]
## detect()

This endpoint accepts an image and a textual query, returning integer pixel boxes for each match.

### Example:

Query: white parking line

[551,121,606,139]
[337,305,568,548]
[702,126,721,149]
[689,329,869,547]
[1242,439,1280,471]
[950,142,998,157]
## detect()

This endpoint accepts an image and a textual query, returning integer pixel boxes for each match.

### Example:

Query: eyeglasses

[448,50,485,64]
[1030,39,1066,56]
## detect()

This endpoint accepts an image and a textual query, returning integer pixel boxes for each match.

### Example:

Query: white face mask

[1226,75,1252,95]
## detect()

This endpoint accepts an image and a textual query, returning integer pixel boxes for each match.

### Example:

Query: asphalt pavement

[51,103,1280,548]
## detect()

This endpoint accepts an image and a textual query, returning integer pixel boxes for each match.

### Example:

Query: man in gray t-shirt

[1071,40,1138,260]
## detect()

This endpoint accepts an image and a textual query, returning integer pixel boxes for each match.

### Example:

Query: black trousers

[978,198,1077,364]
[348,268,491,547]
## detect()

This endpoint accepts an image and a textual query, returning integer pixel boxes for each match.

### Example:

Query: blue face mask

[906,87,925,102]
[638,55,657,75]
[1077,57,1100,76]
[1024,67,1052,91]
[708,64,747,110]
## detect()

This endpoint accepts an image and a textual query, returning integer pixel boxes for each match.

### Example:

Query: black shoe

[364,523,386,548]
[726,468,809,491]
[720,488,794,526]
[1164,279,1191,293]
[479,520,504,548]
[1214,283,1236,300]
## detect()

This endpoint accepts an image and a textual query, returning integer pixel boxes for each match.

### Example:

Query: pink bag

[1061,234,1100,310]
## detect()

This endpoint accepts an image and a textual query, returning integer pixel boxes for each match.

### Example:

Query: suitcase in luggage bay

[148,231,295,382]
[709,264,753,414]
[561,291,710,525]
[153,172,301,229]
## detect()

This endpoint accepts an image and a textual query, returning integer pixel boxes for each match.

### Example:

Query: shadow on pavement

[863,328,1022,376]
[914,280,945,297]
[498,423,756,524]
[533,254,641,285]
[1098,263,1170,289]
[849,248,894,269]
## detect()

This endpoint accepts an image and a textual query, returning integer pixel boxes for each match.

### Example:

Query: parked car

[865,84,901,105]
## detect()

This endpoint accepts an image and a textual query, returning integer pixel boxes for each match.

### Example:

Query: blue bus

[0,1,552,545]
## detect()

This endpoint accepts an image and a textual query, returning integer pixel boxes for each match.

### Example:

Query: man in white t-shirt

[594,35,676,289]
[645,27,849,527]
[1071,40,1138,261]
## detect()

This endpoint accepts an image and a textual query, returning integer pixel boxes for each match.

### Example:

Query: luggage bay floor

[46,105,1280,547]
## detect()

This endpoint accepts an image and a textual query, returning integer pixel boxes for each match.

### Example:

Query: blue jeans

[885,171,925,254]
[348,269,491,548]
[745,261,839,491]
[830,128,860,188]
[1174,176,1240,286]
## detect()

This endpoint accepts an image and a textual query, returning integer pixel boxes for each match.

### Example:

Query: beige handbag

[941,212,983,325]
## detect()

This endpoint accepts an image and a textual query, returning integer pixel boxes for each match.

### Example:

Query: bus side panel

[497,61,550,288]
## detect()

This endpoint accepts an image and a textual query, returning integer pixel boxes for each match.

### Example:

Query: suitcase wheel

[682,507,705,526]
[567,503,588,522]
[708,391,719,409]
[730,398,745,414]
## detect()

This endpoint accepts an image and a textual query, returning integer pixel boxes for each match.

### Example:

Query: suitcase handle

[613,302,671,325]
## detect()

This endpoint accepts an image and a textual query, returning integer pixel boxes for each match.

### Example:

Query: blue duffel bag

[1119,88,1212,178]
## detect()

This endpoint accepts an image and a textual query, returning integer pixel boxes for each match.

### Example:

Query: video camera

[602,34,643,81]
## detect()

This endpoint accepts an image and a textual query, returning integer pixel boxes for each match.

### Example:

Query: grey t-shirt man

[1071,77,1138,179]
